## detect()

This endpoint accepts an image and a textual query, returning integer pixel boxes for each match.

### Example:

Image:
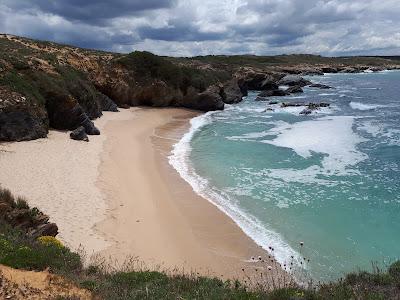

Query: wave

[168,113,304,275]
[350,102,383,111]
[318,93,337,96]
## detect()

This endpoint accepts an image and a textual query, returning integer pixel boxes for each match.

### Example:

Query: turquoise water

[170,71,400,281]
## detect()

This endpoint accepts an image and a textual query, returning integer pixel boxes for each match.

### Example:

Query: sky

[0,0,399,57]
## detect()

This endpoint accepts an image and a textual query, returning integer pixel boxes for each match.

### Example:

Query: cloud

[138,19,228,42]
[0,0,399,56]
[3,0,175,24]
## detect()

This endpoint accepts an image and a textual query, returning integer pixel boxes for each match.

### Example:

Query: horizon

[0,0,399,57]
[2,32,400,59]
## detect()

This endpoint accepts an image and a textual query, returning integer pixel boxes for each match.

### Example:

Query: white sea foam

[169,112,303,273]
[318,93,337,96]
[350,102,383,111]
[267,105,336,116]
[290,95,307,99]
[227,131,271,141]
[262,116,368,179]
[358,121,384,137]
[384,129,400,146]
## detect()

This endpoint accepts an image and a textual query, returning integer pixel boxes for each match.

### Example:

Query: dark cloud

[138,20,227,42]
[4,0,175,24]
[0,0,399,56]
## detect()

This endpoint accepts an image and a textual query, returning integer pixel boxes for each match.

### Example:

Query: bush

[0,188,14,206]
[0,221,82,274]
[15,196,29,209]
[116,51,230,93]
[388,261,400,281]
[82,271,262,300]
[37,236,64,249]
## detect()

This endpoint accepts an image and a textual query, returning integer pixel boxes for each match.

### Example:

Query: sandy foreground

[0,108,287,281]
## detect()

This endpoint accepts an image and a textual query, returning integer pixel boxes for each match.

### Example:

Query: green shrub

[388,261,400,280]
[267,287,317,300]
[15,196,29,209]
[345,271,393,286]
[116,51,230,93]
[0,188,14,206]
[0,221,82,274]
[80,280,99,291]
[0,70,46,104]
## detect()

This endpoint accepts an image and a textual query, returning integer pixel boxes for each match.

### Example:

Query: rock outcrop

[100,94,119,112]
[256,89,289,99]
[45,97,100,135]
[279,102,331,115]
[70,126,89,142]
[286,85,303,93]
[0,188,58,238]
[1,34,399,142]
[182,85,225,111]
[0,87,48,141]
[222,79,244,104]
[309,83,333,89]
[241,71,280,91]
[278,75,312,87]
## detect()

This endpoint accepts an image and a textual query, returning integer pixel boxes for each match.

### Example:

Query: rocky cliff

[0,35,234,141]
[1,34,399,142]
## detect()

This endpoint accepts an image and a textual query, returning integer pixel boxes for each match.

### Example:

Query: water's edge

[168,111,304,278]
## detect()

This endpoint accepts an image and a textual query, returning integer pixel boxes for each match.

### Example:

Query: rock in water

[258,89,289,98]
[278,75,311,87]
[281,102,306,107]
[286,85,303,94]
[300,108,312,115]
[70,126,89,142]
[321,67,339,73]
[309,83,333,89]
[308,102,330,109]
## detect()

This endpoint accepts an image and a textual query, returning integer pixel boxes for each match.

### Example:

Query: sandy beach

[0,108,287,281]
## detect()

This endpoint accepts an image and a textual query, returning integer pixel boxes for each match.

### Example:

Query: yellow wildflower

[37,236,64,249]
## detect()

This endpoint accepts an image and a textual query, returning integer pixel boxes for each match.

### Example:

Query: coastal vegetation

[116,51,230,93]
[1,34,400,142]
[1,189,400,299]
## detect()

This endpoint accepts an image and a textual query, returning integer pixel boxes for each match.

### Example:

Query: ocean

[169,70,400,282]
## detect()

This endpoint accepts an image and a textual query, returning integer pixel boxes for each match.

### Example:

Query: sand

[0,112,126,253]
[0,108,288,282]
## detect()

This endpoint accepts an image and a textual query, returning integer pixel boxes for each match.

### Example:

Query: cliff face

[0,35,234,141]
[1,34,399,142]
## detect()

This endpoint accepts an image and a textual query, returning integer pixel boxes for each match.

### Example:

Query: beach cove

[0,108,287,282]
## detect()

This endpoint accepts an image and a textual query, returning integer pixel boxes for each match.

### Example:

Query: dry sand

[0,112,127,253]
[0,108,287,282]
